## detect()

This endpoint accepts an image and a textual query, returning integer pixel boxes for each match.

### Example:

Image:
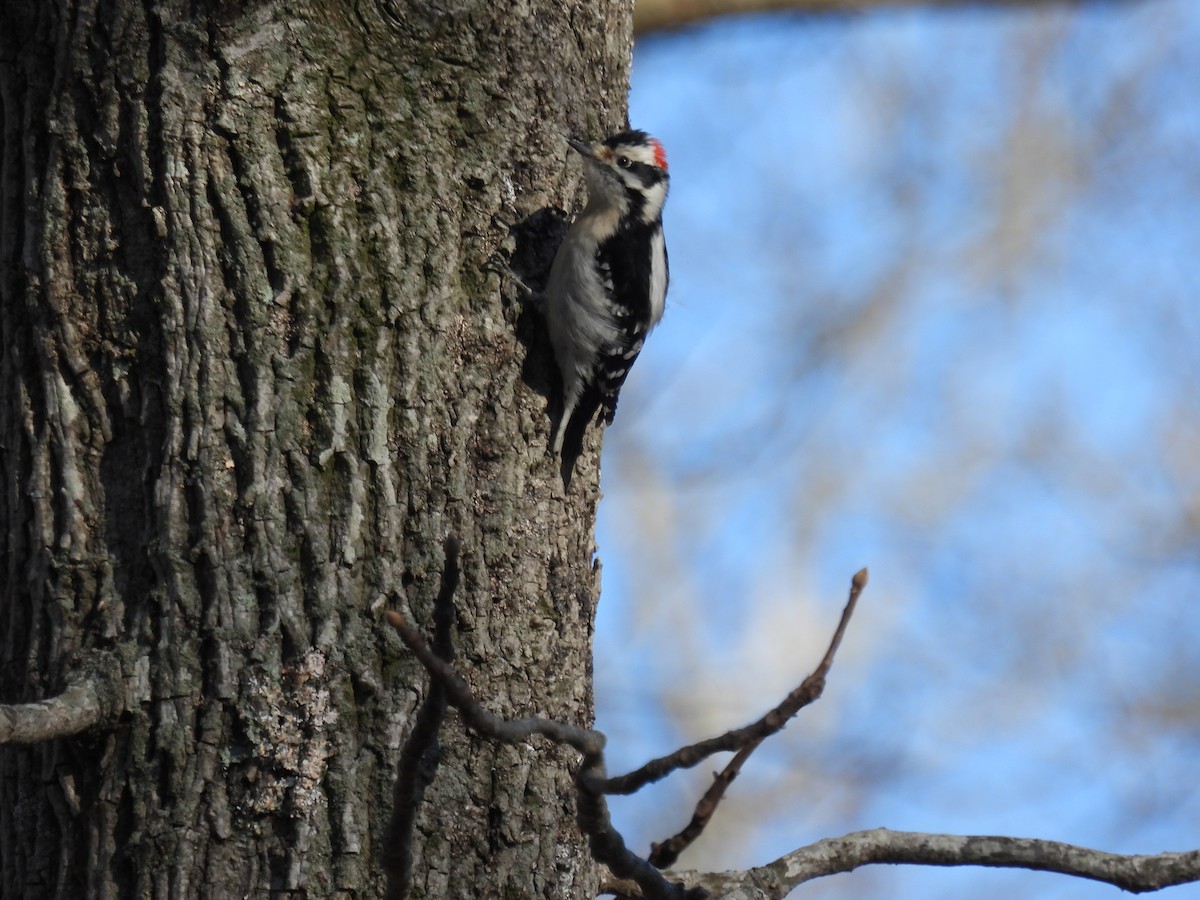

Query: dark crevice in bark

[382,536,459,899]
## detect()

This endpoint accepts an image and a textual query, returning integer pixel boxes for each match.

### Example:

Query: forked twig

[647,568,869,868]
[385,543,871,897]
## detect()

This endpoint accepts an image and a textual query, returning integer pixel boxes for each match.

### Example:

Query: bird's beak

[567,137,595,158]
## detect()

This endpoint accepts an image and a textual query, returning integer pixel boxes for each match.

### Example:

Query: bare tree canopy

[634,0,1138,35]
[602,0,1200,896]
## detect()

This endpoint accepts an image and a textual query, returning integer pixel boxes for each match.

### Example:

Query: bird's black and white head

[569,129,669,226]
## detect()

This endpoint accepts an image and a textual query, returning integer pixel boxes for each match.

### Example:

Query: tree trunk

[0,1,632,897]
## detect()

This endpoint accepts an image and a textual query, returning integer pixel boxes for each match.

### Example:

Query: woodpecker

[542,129,669,456]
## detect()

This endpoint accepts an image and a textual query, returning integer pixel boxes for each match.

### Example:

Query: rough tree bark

[0,1,633,897]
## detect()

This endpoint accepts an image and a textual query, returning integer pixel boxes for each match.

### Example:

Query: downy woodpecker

[543,129,669,455]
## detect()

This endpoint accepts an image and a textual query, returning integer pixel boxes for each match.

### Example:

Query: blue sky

[592,2,1200,897]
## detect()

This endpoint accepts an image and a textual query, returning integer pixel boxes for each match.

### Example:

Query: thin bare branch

[577,750,710,900]
[385,577,706,899]
[0,680,105,745]
[602,568,868,797]
[666,828,1200,898]
[649,738,763,869]
[645,568,868,867]
[0,656,123,745]
[385,607,604,755]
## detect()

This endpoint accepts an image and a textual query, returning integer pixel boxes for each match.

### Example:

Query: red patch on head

[651,139,668,171]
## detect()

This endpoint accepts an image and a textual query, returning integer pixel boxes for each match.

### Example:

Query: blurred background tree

[595,0,1200,896]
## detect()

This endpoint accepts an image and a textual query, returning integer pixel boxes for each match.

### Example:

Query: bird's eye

[617,155,631,168]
